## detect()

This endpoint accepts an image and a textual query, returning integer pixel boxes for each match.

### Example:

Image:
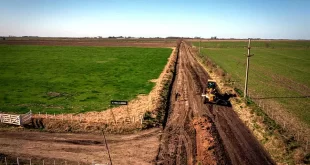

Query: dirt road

[156,42,274,165]
[0,41,274,165]
[0,128,161,165]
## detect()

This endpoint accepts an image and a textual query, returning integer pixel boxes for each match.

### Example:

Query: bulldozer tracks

[157,42,274,165]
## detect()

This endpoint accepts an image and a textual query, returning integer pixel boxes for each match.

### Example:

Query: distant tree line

[211,36,217,40]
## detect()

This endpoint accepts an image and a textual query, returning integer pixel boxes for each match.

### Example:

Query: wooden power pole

[199,39,201,54]
[244,38,254,98]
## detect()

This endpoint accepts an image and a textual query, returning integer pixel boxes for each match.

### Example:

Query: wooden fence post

[5,157,7,165]
[297,132,300,140]
[53,160,56,165]
[17,157,19,165]
[140,115,143,125]
[43,159,44,165]
[30,159,32,165]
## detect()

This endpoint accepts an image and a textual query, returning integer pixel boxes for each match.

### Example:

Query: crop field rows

[0,38,177,48]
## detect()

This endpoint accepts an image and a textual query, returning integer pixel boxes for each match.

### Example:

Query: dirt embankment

[28,47,178,133]
[156,42,274,165]
[193,43,309,163]
[0,44,179,165]
[1,41,276,165]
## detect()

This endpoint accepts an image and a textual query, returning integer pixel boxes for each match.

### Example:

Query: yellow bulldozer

[201,79,232,106]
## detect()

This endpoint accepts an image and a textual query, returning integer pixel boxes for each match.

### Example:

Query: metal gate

[0,111,32,126]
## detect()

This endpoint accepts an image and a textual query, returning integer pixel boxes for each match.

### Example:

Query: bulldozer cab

[201,80,217,103]
[202,79,232,106]
[207,81,216,89]
[206,80,217,94]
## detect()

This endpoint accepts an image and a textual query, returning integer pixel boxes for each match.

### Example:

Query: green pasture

[193,41,310,125]
[195,40,310,48]
[0,45,172,114]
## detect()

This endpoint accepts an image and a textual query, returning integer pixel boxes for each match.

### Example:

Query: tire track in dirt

[157,42,275,165]
[0,128,161,165]
[157,43,196,164]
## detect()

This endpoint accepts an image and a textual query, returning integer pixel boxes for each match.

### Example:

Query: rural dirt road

[0,128,161,165]
[0,41,275,165]
[156,42,274,165]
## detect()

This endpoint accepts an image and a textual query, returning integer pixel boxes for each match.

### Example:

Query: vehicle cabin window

[208,82,216,88]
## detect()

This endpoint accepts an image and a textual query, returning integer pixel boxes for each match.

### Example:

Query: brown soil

[156,42,274,165]
[0,39,176,48]
[0,128,161,165]
[1,41,275,165]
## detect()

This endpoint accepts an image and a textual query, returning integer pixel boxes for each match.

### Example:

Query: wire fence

[247,87,310,151]
[34,111,145,125]
[221,70,310,151]
[192,44,310,152]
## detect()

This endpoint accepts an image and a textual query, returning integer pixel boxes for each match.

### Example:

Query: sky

[0,0,309,39]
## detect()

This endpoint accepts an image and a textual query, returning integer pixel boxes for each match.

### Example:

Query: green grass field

[193,41,310,125]
[197,40,310,48]
[0,45,172,114]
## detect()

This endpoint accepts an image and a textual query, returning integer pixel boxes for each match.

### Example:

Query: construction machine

[201,79,231,106]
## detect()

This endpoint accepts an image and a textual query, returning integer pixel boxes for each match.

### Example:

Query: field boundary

[0,39,177,48]
[189,42,309,163]
[23,47,178,133]
[192,43,310,151]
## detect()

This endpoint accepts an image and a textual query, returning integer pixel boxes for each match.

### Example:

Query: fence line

[34,111,145,127]
[0,110,32,126]
[246,87,310,151]
[21,110,32,124]
[193,46,310,152]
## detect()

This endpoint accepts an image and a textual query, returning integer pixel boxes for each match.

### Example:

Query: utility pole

[199,39,201,54]
[244,38,254,98]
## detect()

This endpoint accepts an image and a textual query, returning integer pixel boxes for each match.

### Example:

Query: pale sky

[0,0,309,39]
